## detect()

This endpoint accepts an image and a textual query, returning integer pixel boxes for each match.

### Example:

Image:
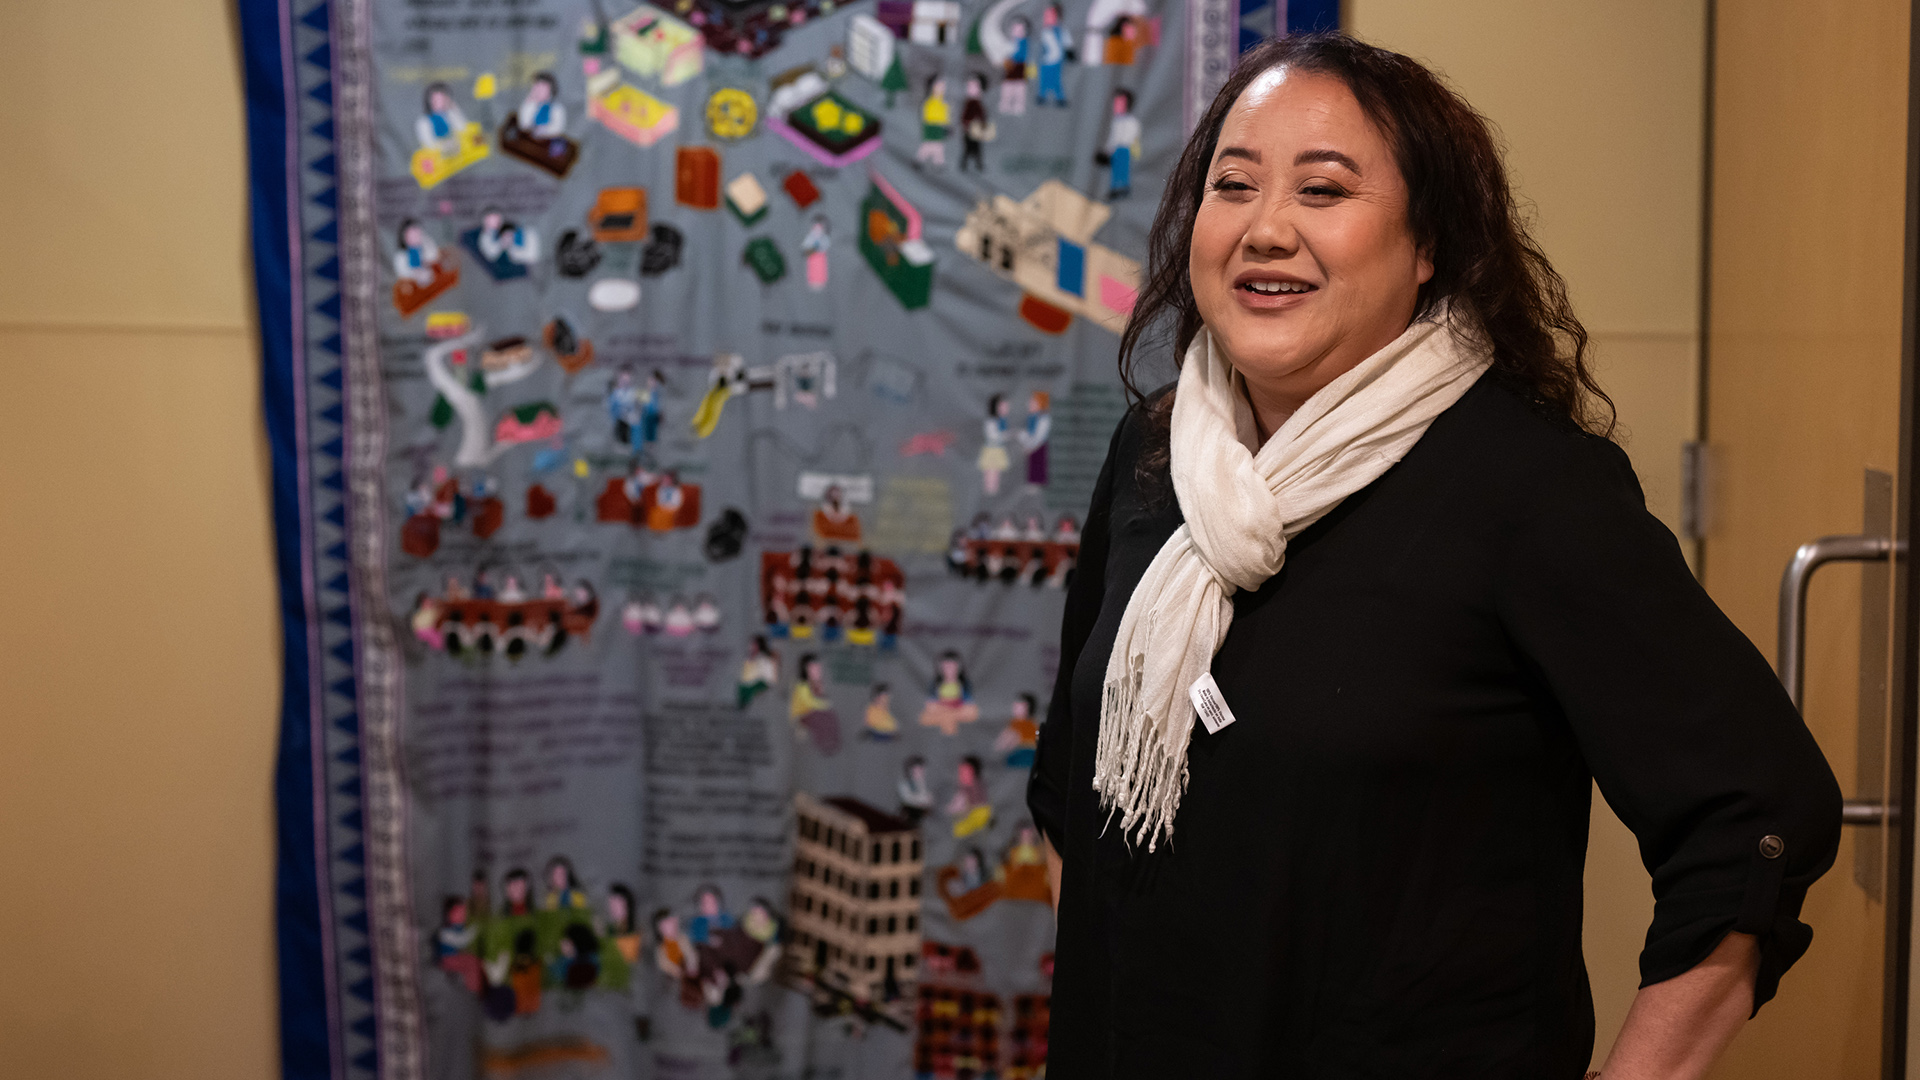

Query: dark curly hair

[1119,32,1613,463]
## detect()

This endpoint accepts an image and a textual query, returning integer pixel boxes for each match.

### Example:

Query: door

[1699,1,1913,1077]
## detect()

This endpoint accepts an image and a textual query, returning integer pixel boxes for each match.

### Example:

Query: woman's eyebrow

[1295,148,1362,173]
[1216,146,1261,163]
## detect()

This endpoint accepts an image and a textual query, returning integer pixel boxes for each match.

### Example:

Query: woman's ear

[1415,244,1436,286]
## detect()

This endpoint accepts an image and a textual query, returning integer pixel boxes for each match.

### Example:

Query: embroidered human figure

[393,220,441,286]
[477,208,540,266]
[947,755,994,837]
[652,910,696,977]
[608,368,642,447]
[498,574,528,603]
[960,73,991,172]
[919,650,981,735]
[692,595,720,632]
[1000,16,1031,114]
[789,654,841,753]
[415,83,469,154]
[602,885,642,989]
[515,72,568,139]
[957,847,988,890]
[979,393,1012,494]
[800,216,831,291]
[663,598,695,636]
[864,683,900,739]
[917,75,950,167]
[1019,390,1051,488]
[500,868,534,916]
[1036,4,1072,107]
[738,636,779,707]
[1103,15,1142,65]
[1006,822,1044,867]
[543,857,589,911]
[811,484,862,544]
[899,755,934,822]
[435,897,482,992]
[994,693,1040,767]
[646,470,686,531]
[411,593,444,648]
[1103,87,1141,198]
[638,370,664,450]
[688,886,734,945]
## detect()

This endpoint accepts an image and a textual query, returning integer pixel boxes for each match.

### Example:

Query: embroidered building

[914,942,1002,1080]
[786,794,925,1003]
[954,179,1142,335]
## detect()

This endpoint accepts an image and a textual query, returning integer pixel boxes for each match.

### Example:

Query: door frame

[1890,2,1920,1075]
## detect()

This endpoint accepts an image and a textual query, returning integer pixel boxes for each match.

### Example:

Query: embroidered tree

[881,53,909,108]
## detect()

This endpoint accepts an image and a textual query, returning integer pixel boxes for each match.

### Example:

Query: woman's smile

[1233,270,1320,308]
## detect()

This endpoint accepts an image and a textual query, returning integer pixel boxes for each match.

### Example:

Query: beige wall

[0,2,280,1078]
[1347,0,1708,1067]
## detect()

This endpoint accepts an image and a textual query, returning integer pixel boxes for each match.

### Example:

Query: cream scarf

[1093,310,1490,850]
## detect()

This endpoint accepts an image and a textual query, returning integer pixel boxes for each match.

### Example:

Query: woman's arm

[1491,434,1839,1048]
[1044,835,1063,914]
[1597,931,1758,1080]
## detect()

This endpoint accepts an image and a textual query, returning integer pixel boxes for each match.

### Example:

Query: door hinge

[1680,441,1712,539]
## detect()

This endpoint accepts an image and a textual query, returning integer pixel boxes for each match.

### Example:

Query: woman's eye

[1209,178,1253,193]
[1300,184,1345,199]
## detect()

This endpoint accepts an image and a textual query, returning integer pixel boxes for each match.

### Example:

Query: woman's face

[1189,68,1432,415]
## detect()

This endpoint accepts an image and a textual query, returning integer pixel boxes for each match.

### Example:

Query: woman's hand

[1596,931,1759,1080]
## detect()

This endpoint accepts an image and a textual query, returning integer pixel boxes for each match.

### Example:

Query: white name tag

[1189,672,1238,735]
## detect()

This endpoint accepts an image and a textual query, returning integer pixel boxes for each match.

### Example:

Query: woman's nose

[1244,196,1301,256]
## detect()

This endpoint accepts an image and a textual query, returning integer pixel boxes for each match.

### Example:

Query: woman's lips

[1234,278,1318,309]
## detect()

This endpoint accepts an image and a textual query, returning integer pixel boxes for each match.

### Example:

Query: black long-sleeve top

[1028,376,1841,1079]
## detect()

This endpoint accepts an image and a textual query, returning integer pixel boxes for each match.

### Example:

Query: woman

[1027,33,1840,1080]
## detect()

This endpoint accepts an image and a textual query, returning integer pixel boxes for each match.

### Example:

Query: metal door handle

[1777,533,1902,826]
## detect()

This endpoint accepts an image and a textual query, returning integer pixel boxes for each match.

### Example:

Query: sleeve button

[1759,835,1785,859]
